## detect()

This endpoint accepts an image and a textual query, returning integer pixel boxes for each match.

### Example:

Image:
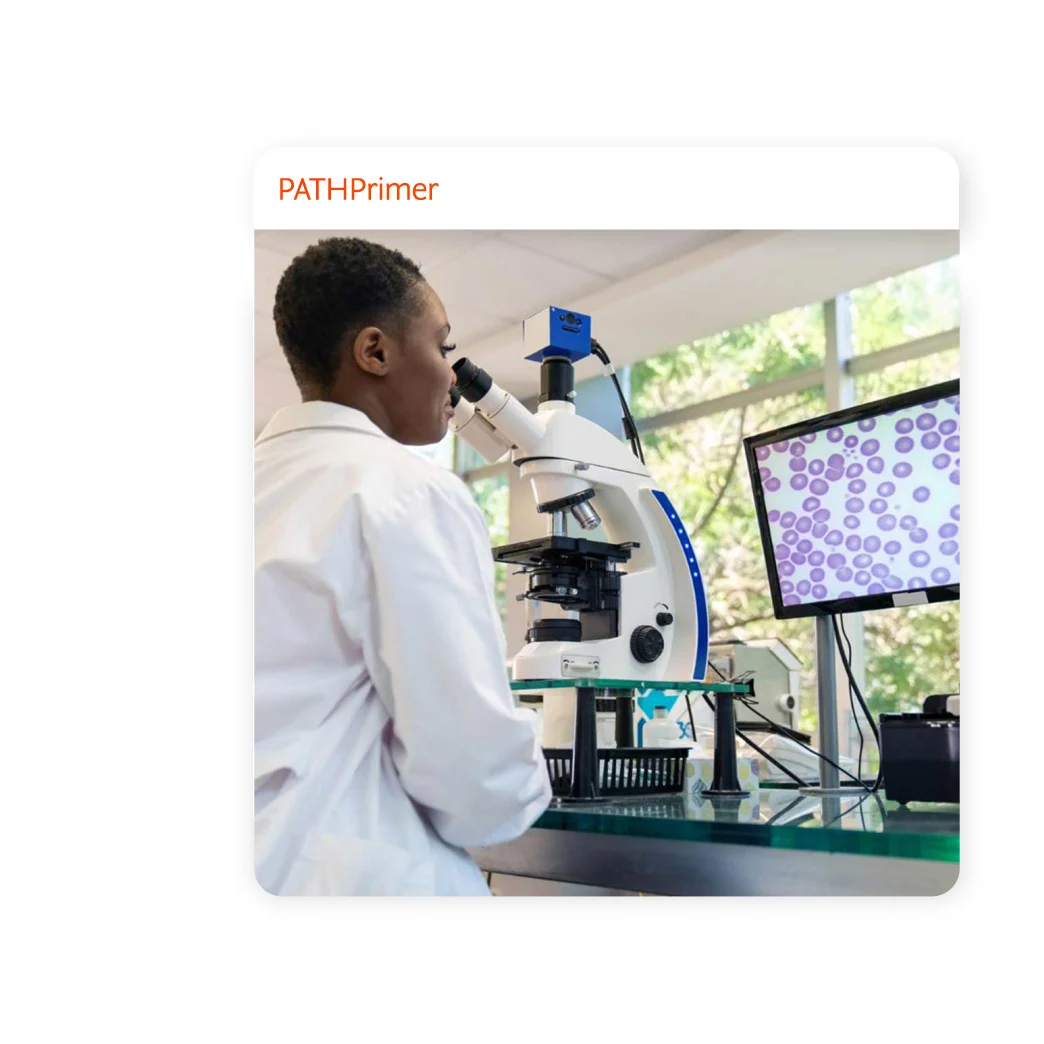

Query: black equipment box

[879,712,959,804]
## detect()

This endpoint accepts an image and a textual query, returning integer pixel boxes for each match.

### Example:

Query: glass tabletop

[510,678,752,694]
[534,787,959,863]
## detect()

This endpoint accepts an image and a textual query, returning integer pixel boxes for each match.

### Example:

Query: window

[630,303,824,419]
[466,473,510,628]
[855,348,960,405]
[850,256,960,355]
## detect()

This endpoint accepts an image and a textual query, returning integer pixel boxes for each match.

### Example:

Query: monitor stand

[800,615,851,796]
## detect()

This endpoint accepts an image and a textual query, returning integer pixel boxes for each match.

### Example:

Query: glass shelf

[509,678,752,694]
[533,788,958,863]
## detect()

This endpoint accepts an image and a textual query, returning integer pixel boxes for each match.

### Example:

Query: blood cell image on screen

[754,394,960,607]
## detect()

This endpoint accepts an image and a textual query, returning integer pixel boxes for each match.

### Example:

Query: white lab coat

[254,401,551,895]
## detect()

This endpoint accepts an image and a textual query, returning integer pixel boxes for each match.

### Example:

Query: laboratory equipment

[709,638,803,733]
[742,378,960,796]
[879,699,960,804]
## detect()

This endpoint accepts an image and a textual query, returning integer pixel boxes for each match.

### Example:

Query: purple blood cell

[854,553,873,568]
[813,508,831,523]
[877,514,897,531]
[956,552,960,564]
[885,576,903,590]
[867,583,885,595]
[790,474,809,490]
[896,437,915,453]
[858,419,876,432]
[896,418,914,434]
[909,549,930,567]
[860,439,880,457]
[846,496,865,512]
[789,457,807,472]
[812,584,828,599]
[812,523,828,538]
[848,480,867,495]
[768,509,781,522]
[765,478,781,492]
[790,553,807,565]
[949,469,960,485]
[909,577,927,589]
[797,580,812,596]
[845,534,862,551]
[863,535,881,553]
[790,442,806,457]
[921,431,942,450]
[877,481,896,497]
[810,567,826,582]
[827,427,843,442]
[869,498,887,514]
[783,529,799,545]
[945,435,960,453]
[810,479,829,496]
[808,459,825,476]
[868,457,885,474]
[825,469,845,482]
[783,595,799,606]
[933,453,951,470]
[828,453,846,470]
[931,567,951,585]
[900,515,917,531]
[846,463,864,478]
[924,400,939,409]
[941,540,958,556]
[885,540,902,555]
[772,440,790,452]
[796,517,813,534]
[775,544,790,560]
[827,553,846,568]
[939,523,958,539]
[809,550,825,566]
[910,528,928,544]
[870,563,889,578]
[916,413,937,431]
[855,570,871,586]
[893,462,913,478]
[803,496,821,512]
[797,539,813,554]
[913,486,931,503]
[838,590,856,598]
[759,466,771,480]
[801,434,817,443]
[756,446,771,461]
[780,581,794,594]
[781,511,796,528]
[950,505,960,522]
[826,529,844,546]
[844,515,861,530]
[837,566,854,582]
[939,419,958,435]
[779,561,796,577]
[844,436,859,449]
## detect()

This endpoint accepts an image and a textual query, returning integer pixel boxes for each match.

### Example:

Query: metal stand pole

[705,691,748,796]
[801,615,850,796]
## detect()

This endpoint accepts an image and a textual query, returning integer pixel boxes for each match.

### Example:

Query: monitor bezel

[743,378,960,620]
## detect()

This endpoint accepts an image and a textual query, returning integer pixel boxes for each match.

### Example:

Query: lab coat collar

[255,401,394,446]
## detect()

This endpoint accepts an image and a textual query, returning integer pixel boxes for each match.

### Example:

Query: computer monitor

[744,379,960,619]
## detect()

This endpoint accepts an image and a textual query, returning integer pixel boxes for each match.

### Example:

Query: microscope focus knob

[630,626,664,663]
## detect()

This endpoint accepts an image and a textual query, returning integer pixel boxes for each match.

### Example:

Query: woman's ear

[352,327,389,377]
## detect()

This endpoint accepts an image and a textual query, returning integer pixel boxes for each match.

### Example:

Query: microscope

[450,307,710,689]
[447,308,727,802]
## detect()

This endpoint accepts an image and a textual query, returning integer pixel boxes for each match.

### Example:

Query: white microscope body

[450,307,709,686]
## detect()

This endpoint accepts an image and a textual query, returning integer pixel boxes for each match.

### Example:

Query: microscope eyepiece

[448,384,461,406]
[451,357,493,404]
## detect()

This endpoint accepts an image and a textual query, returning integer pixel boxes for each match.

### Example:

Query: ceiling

[254,229,959,433]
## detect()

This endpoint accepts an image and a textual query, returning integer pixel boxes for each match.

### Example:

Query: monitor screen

[744,380,960,619]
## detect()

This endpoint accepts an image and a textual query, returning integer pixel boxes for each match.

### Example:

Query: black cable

[591,338,645,464]
[834,614,865,785]
[832,615,883,792]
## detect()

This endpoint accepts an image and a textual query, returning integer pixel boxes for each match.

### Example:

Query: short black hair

[273,236,425,391]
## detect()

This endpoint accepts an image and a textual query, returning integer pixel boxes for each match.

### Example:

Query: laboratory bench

[471,785,958,896]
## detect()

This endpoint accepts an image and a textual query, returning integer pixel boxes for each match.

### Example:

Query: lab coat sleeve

[359,474,552,849]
